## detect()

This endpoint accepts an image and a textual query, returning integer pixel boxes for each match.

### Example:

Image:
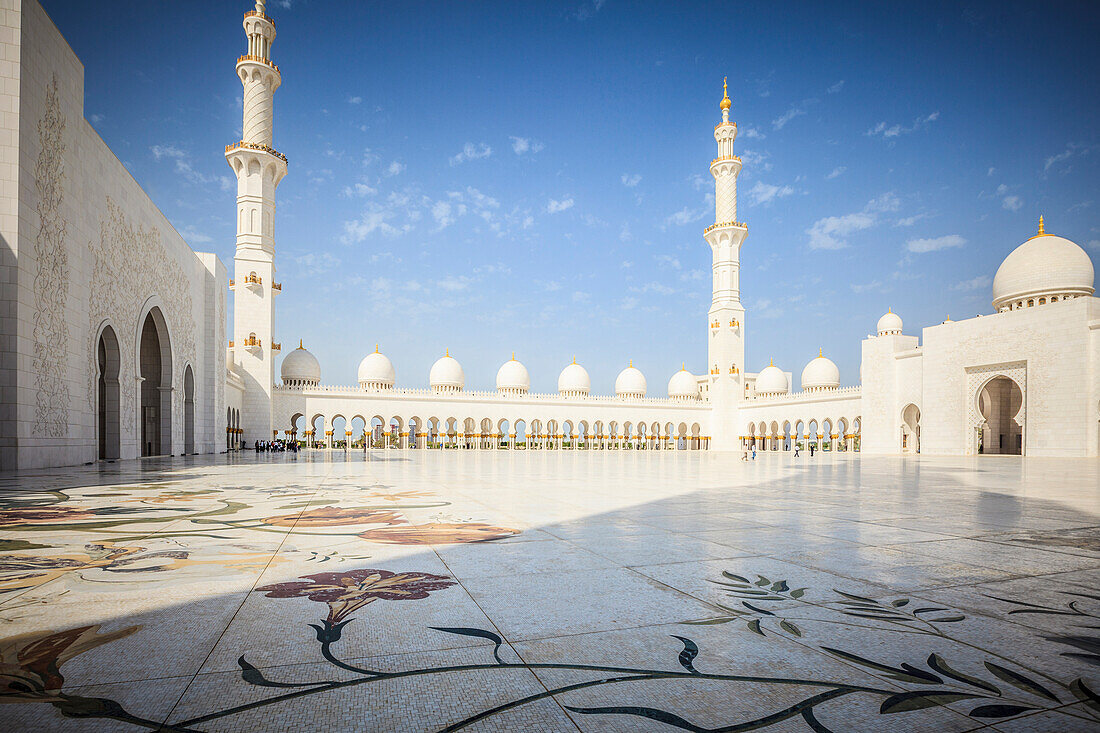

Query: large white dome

[558,360,590,396]
[667,367,698,401]
[992,219,1094,311]
[429,351,465,392]
[615,362,647,398]
[801,350,840,392]
[877,308,903,336]
[755,361,789,395]
[281,341,321,386]
[496,355,530,394]
[358,346,395,389]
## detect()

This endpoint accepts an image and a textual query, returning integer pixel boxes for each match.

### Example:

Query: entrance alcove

[138,308,172,456]
[977,376,1023,455]
[96,325,121,460]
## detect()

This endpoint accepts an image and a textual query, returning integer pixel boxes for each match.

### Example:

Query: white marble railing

[273,384,710,408]
[746,385,862,405]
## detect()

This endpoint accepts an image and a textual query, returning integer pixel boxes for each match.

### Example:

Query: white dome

[496,355,530,394]
[801,350,840,392]
[877,308,903,336]
[281,341,321,386]
[558,360,590,396]
[357,347,395,389]
[667,367,698,400]
[429,351,465,392]
[992,219,1094,311]
[615,362,647,398]
[755,361,789,395]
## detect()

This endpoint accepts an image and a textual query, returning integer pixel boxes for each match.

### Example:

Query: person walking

[741,447,749,461]
[809,443,815,458]
[752,446,757,460]
[793,444,800,458]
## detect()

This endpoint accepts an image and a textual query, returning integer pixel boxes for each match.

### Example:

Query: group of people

[252,439,298,453]
[742,443,817,461]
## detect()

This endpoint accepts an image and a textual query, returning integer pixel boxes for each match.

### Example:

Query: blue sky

[46,0,1100,392]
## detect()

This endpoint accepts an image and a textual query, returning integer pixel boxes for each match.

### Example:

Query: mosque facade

[1,0,1097,469]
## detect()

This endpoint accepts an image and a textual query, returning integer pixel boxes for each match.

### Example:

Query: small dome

[801,350,840,392]
[877,308,903,336]
[281,341,321,386]
[667,367,698,401]
[755,360,789,395]
[558,359,590,396]
[615,361,647,398]
[992,218,1094,311]
[358,346,395,389]
[429,350,464,392]
[496,355,530,394]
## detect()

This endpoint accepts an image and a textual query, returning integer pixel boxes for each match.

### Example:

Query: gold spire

[720,77,731,111]
[375,343,379,353]
[818,347,823,357]
[629,358,633,368]
[682,361,686,370]
[1038,215,1045,236]
[769,358,774,367]
[298,339,303,349]
[572,355,577,365]
[445,348,450,357]
[888,307,892,314]
[511,351,515,361]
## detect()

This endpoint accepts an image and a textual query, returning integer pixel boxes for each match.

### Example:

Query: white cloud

[906,234,966,253]
[572,291,590,303]
[740,149,772,172]
[432,200,456,229]
[341,182,377,198]
[90,113,105,124]
[1002,195,1023,211]
[807,212,875,250]
[895,213,928,227]
[866,192,901,213]
[576,0,606,21]
[449,142,492,166]
[866,112,939,139]
[954,275,991,291]
[292,252,340,276]
[177,225,212,244]
[827,80,845,94]
[773,104,808,130]
[826,166,846,180]
[748,181,794,205]
[621,173,642,187]
[662,207,707,228]
[620,295,638,310]
[987,167,996,177]
[850,280,884,294]
[347,95,362,104]
[437,275,473,292]
[546,197,574,213]
[386,161,405,176]
[740,127,766,140]
[656,254,681,270]
[1043,143,1096,172]
[1086,240,1100,251]
[510,136,544,155]
[150,145,185,160]
[688,173,710,190]
[619,222,632,242]
[630,282,676,295]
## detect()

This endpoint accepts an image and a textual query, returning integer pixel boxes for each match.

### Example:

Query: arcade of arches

[741,418,861,452]
[280,415,709,451]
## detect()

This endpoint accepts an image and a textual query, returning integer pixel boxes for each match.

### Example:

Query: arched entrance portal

[139,309,172,456]
[96,326,121,460]
[977,377,1023,455]
[901,404,920,454]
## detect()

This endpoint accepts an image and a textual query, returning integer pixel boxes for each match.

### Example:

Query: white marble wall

[0,0,226,469]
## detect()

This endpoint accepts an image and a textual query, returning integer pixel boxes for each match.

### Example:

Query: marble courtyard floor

[0,451,1098,732]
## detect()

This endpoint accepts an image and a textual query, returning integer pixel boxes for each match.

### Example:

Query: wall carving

[31,75,70,438]
[87,199,196,447]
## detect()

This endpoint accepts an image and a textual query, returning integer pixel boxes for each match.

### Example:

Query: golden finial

[511,351,515,361]
[682,361,686,371]
[769,357,774,367]
[1037,215,1045,236]
[720,77,731,111]
[572,355,577,365]
[298,339,303,349]
[629,358,633,368]
[888,307,892,314]
[445,347,450,357]
[818,347,823,357]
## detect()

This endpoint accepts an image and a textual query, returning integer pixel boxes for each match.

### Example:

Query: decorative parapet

[236,54,280,74]
[710,155,742,166]
[243,9,274,25]
[241,335,262,349]
[703,221,747,235]
[744,385,862,405]
[225,141,288,165]
[271,384,711,407]
[244,273,262,286]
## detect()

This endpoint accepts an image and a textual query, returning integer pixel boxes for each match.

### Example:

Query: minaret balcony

[236,54,280,74]
[243,9,275,26]
[728,318,740,329]
[228,279,235,288]
[225,141,288,165]
[710,155,742,166]
[271,282,282,292]
[241,336,262,352]
[272,343,282,352]
[703,221,748,235]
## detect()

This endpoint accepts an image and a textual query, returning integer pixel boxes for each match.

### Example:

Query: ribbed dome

[877,308,903,336]
[801,351,840,392]
[495,355,530,394]
[281,342,321,386]
[429,351,464,392]
[755,361,789,395]
[615,362,647,398]
[992,223,1094,311]
[357,346,395,389]
[558,360,590,396]
[667,367,698,401]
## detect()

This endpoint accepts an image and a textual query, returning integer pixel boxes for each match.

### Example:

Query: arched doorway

[139,309,172,456]
[96,326,121,460]
[183,365,195,454]
[901,404,920,454]
[977,377,1023,455]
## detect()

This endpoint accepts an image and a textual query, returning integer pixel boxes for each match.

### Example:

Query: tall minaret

[227,0,287,445]
[704,79,747,449]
